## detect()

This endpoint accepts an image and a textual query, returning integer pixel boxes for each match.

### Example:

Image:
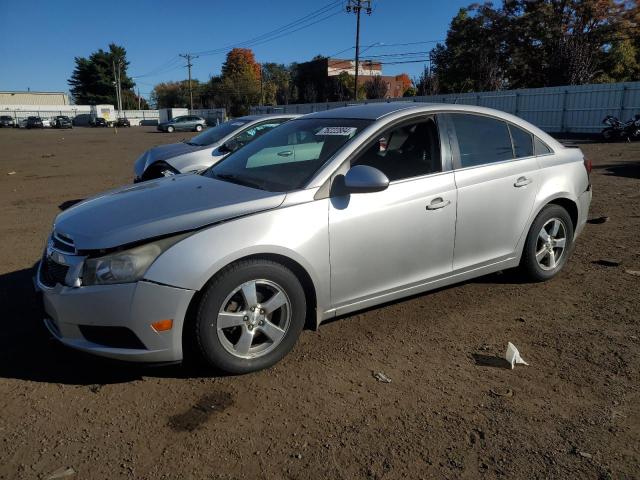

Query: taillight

[583,158,592,176]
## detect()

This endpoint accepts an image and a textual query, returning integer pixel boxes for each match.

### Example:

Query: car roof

[302,102,424,120]
[236,114,300,121]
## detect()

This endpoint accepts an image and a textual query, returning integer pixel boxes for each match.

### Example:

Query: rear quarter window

[534,137,553,155]
[509,124,534,158]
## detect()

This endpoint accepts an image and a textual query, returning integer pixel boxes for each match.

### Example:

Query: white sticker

[316,126,357,136]
[231,122,245,126]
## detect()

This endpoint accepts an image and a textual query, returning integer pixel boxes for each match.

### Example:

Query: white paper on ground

[505,342,529,369]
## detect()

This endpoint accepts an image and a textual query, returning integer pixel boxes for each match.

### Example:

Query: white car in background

[134,114,299,182]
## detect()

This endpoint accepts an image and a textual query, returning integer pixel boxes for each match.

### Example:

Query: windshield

[205,118,372,192]
[188,119,250,146]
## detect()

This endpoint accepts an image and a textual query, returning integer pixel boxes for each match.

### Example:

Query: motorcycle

[601,114,640,142]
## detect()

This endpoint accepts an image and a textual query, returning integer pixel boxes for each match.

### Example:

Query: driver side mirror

[343,165,389,194]
[218,139,239,154]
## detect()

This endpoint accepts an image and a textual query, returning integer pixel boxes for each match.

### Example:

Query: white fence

[251,81,640,134]
[0,106,226,127]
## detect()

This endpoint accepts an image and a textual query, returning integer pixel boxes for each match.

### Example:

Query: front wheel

[195,124,203,132]
[601,128,615,142]
[167,125,175,133]
[519,204,574,282]
[194,259,307,374]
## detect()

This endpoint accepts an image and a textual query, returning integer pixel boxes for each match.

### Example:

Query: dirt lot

[0,126,638,479]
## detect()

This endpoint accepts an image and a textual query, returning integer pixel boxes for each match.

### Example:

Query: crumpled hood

[54,174,285,250]
[134,142,214,177]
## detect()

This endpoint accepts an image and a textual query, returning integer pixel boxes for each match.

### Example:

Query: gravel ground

[0,127,638,479]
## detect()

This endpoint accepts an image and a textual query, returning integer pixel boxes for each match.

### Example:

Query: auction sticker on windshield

[316,126,357,136]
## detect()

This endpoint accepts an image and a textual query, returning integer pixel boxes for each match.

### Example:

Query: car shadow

[0,266,213,386]
[594,160,640,180]
[58,199,84,211]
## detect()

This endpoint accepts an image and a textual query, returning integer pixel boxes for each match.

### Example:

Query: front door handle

[426,197,451,210]
[514,176,532,187]
[277,150,293,157]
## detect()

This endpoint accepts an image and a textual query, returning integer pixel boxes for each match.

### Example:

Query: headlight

[82,234,189,286]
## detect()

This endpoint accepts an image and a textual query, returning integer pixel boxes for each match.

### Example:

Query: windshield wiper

[213,173,265,190]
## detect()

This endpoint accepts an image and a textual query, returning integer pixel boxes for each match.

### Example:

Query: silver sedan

[37,103,592,374]
[134,114,299,181]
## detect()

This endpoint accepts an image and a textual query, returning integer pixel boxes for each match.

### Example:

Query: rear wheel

[519,204,574,281]
[194,259,306,374]
[195,124,203,132]
[167,125,175,133]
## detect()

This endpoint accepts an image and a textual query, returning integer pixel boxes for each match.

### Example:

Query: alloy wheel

[535,218,567,271]
[216,279,291,359]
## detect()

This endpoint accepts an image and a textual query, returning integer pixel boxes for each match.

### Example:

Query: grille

[52,232,76,254]
[40,256,69,287]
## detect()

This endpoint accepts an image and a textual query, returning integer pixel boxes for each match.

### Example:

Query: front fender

[144,198,331,320]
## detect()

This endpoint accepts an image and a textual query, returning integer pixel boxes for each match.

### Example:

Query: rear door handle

[514,176,532,187]
[426,197,451,210]
[277,150,293,157]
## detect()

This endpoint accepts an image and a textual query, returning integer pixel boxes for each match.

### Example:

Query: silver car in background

[134,114,299,181]
[37,103,591,374]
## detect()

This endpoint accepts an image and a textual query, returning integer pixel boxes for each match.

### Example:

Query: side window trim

[446,112,547,170]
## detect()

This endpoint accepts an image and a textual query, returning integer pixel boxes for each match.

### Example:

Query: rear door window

[449,114,513,168]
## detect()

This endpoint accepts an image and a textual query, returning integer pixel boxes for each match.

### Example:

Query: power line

[194,1,344,56]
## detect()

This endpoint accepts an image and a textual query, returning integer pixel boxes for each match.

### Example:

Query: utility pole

[180,53,199,111]
[137,87,141,110]
[259,64,264,106]
[112,58,124,117]
[346,0,372,101]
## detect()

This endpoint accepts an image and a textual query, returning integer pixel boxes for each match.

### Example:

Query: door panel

[329,173,457,308]
[453,157,539,270]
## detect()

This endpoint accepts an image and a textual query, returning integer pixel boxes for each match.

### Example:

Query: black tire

[601,128,616,142]
[519,204,574,282]
[167,125,174,133]
[194,259,306,374]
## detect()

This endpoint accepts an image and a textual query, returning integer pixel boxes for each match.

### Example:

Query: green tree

[68,44,136,105]
[152,80,202,108]
[433,0,636,92]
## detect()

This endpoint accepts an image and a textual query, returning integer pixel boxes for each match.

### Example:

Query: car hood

[54,174,285,250]
[134,142,214,177]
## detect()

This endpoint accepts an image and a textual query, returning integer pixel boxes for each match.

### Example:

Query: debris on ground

[88,384,104,394]
[624,269,640,277]
[570,446,593,460]
[587,216,609,224]
[505,342,529,369]
[489,388,513,398]
[7,171,16,175]
[592,259,621,267]
[41,153,56,158]
[44,466,76,479]
[372,371,392,383]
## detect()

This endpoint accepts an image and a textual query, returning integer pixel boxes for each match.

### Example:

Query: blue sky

[0,0,472,100]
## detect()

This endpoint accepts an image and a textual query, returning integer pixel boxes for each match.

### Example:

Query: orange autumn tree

[218,48,262,115]
[395,73,412,95]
